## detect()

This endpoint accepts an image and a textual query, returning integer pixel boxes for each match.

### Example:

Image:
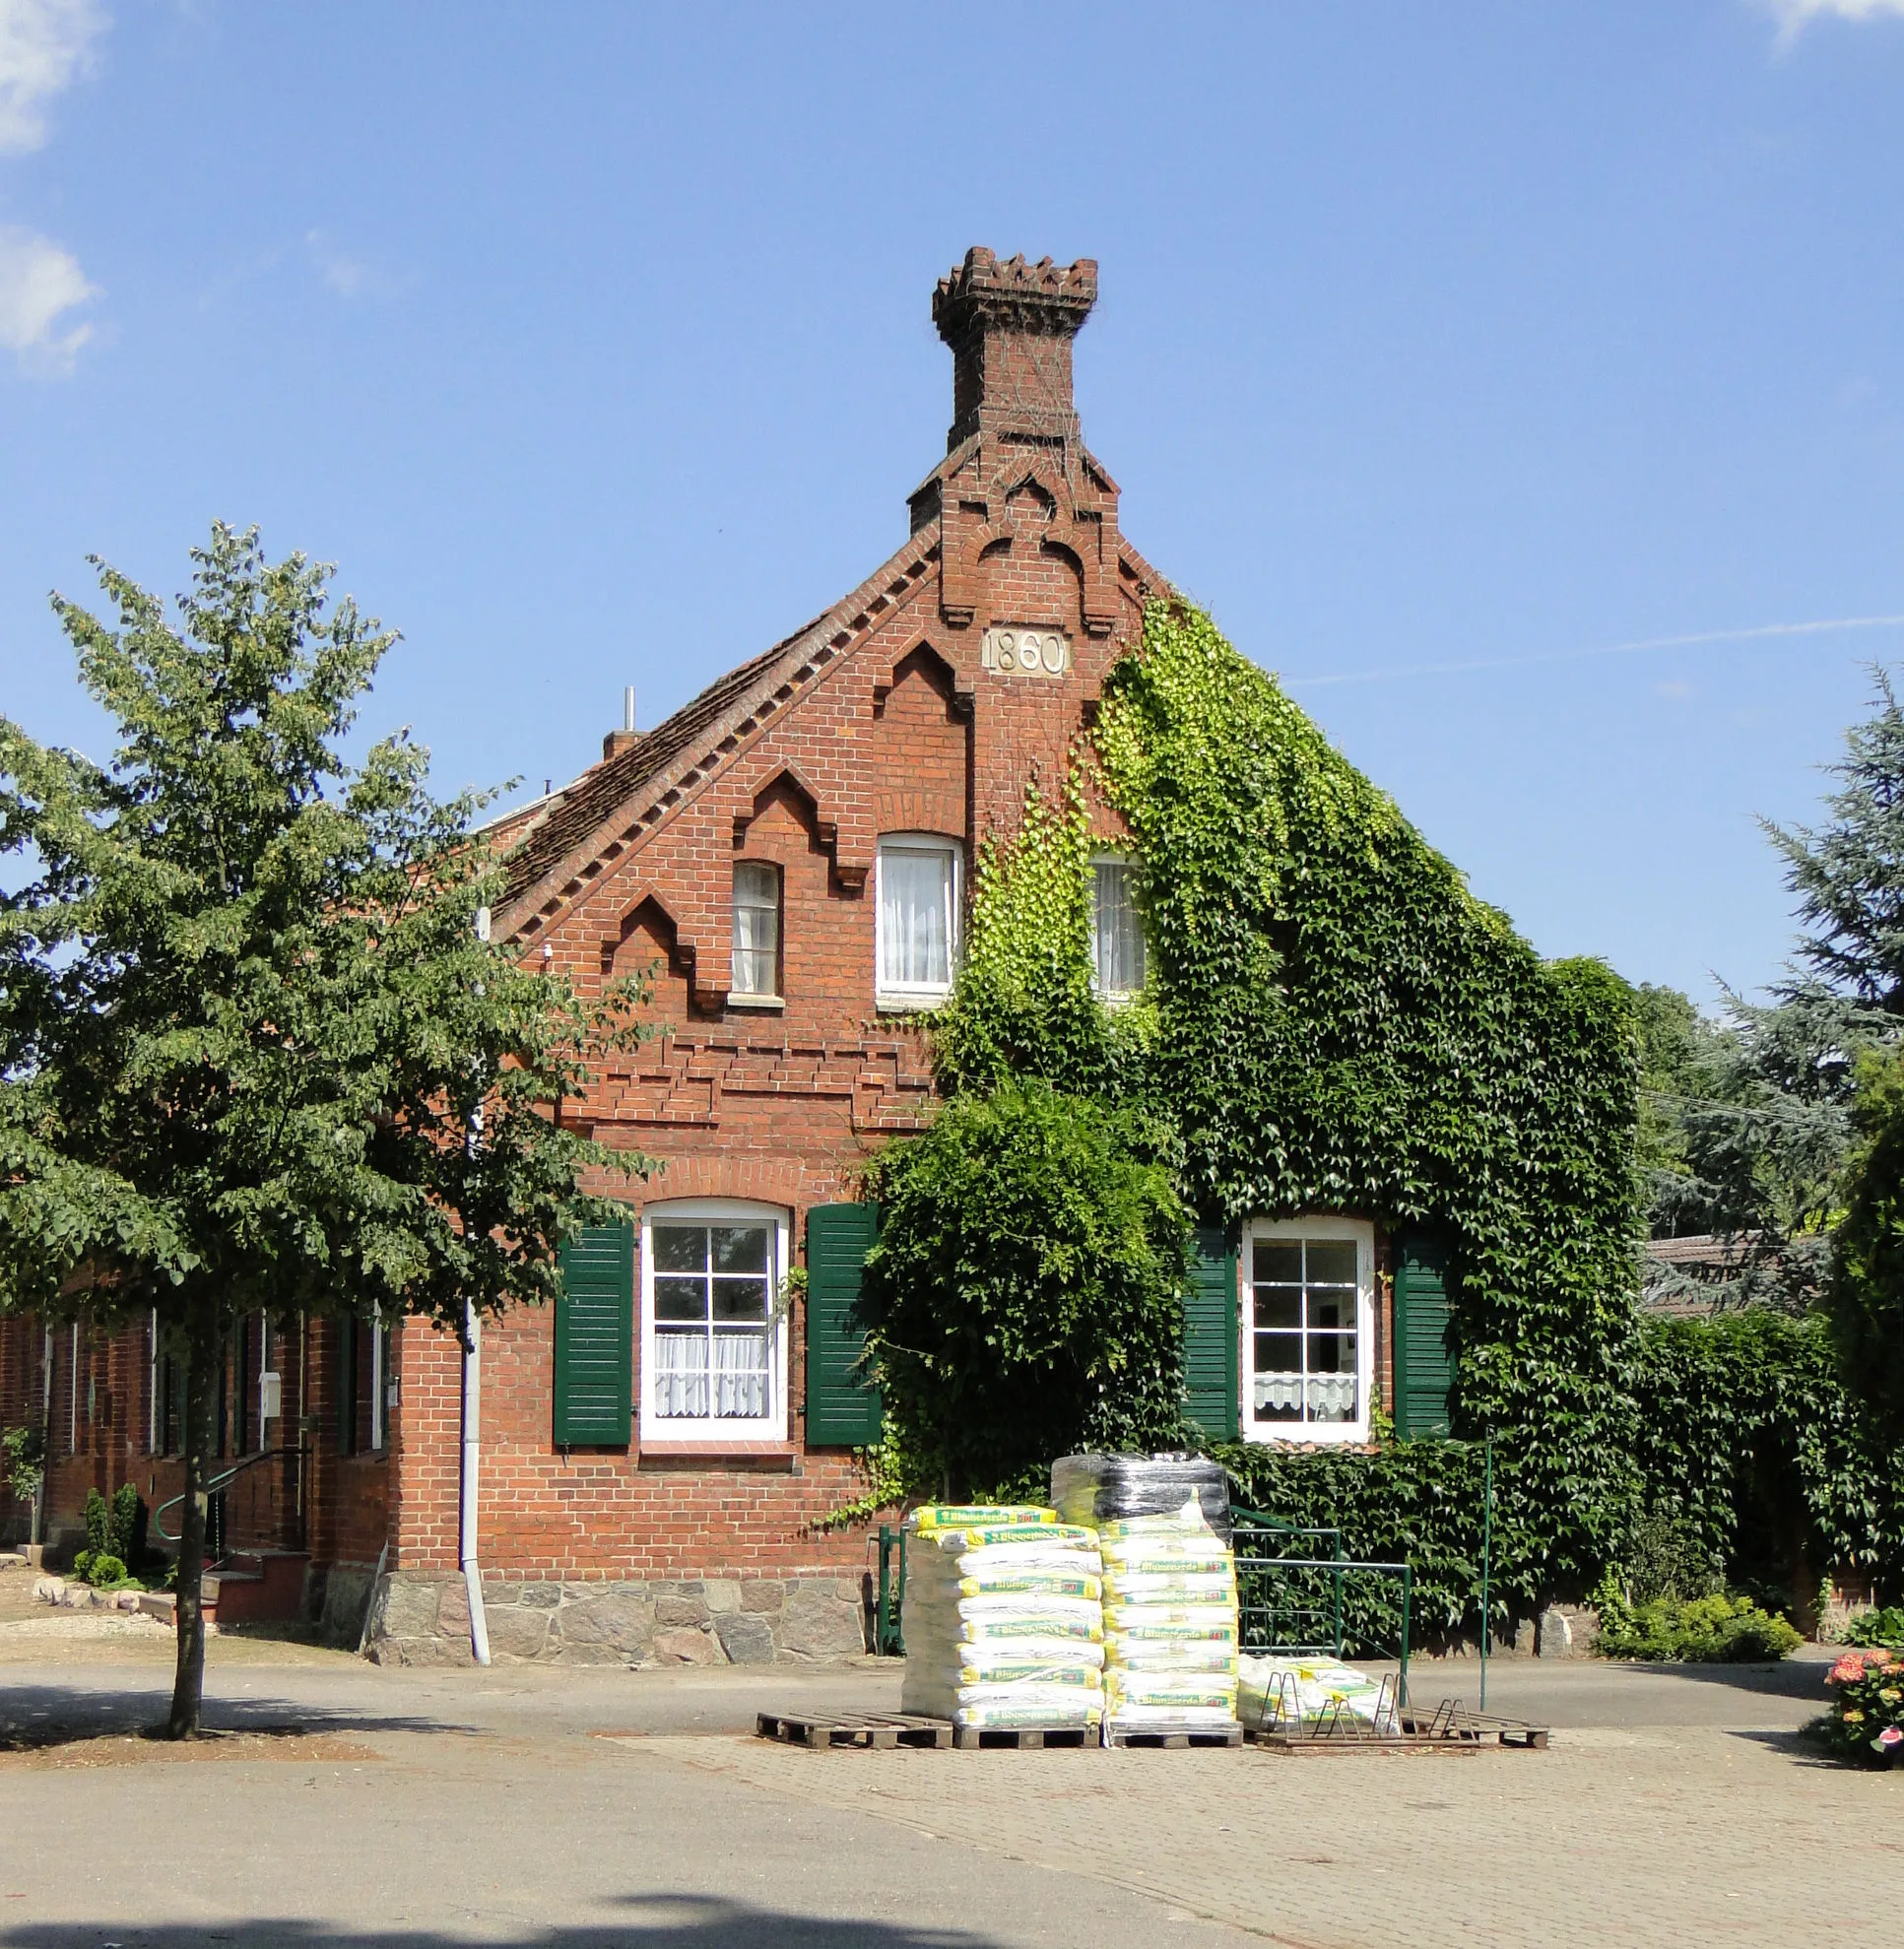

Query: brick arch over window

[601,893,697,1014]
[631,1155,837,1215]
[868,645,971,846]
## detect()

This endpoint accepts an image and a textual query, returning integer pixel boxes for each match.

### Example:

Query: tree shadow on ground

[1726,1724,1865,1773]
[0,1677,480,1747]
[0,1893,1001,1949]
[1609,1658,1831,1704]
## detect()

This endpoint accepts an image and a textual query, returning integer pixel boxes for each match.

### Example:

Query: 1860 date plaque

[981,625,1071,680]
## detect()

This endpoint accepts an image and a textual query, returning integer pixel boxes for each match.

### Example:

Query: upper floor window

[731,861,782,1003]
[877,835,959,1008]
[1091,855,1146,999]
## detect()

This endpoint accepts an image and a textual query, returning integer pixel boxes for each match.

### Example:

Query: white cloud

[0,0,105,155]
[0,222,97,372]
[1654,680,1694,701]
[304,227,415,301]
[1760,0,1904,44]
[305,229,366,297]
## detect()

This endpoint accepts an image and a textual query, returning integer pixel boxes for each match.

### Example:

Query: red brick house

[1,247,1455,1660]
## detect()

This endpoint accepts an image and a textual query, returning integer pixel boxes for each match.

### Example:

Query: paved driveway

[0,1584,1896,1949]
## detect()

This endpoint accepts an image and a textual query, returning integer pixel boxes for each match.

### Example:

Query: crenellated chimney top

[932,248,1098,452]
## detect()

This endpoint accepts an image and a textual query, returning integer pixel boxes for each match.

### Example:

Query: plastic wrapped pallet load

[1049,1452,1232,1543]
[1097,1495,1241,1738]
[898,1506,1106,1732]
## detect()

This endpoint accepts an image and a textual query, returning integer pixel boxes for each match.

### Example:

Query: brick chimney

[932,248,1098,452]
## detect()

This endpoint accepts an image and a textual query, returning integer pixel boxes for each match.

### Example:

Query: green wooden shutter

[1183,1224,1240,1442]
[805,1202,883,1446]
[555,1222,633,1447]
[1393,1230,1455,1439]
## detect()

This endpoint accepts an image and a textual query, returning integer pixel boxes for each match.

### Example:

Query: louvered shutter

[1393,1231,1455,1439]
[1183,1225,1240,1442]
[555,1222,633,1446]
[805,1202,883,1446]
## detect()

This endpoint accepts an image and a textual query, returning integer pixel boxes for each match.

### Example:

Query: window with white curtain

[1243,1217,1374,1444]
[731,861,782,1001]
[639,1201,789,1443]
[876,835,958,1007]
[1090,855,1146,999]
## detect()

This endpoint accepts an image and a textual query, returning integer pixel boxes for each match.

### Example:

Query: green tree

[1830,1046,1904,1455]
[859,1080,1192,1496]
[0,526,647,1735]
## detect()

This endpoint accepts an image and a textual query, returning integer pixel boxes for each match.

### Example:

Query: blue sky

[2,1,1901,1009]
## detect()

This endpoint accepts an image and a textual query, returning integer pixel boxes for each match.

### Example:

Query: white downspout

[460,904,493,1666]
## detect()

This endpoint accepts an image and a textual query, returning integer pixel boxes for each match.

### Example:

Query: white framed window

[876,834,959,1009]
[731,861,782,1003]
[638,1199,790,1445]
[1090,854,1146,999]
[1243,1217,1374,1445]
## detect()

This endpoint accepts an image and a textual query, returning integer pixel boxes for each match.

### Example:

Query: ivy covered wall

[897,596,1897,1623]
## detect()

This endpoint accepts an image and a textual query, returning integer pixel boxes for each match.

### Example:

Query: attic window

[731,862,782,1004]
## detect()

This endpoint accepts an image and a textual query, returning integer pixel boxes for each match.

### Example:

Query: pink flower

[1872,1726,1902,1754]
[1830,1654,1871,1684]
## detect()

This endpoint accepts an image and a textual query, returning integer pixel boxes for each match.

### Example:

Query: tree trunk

[165,1318,218,1739]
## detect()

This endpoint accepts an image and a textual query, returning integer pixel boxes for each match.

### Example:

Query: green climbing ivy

[932,766,1154,1103]
[864,596,1896,1613]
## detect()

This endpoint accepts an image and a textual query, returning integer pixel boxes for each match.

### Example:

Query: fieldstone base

[1512,1603,1600,1658]
[364,1571,870,1666]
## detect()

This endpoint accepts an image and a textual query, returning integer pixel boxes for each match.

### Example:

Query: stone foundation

[363,1570,871,1666]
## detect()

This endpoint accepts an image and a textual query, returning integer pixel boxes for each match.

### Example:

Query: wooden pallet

[1246,1698,1548,1754]
[1244,1727,1481,1755]
[755,1710,953,1751]
[1104,1722,1244,1750]
[951,1723,1095,1750]
[1400,1703,1548,1750]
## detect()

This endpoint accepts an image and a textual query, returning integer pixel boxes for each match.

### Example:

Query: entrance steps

[137,1550,309,1627]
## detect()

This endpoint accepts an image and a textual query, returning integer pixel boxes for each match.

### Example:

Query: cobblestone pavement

[0,1624,1896,1949]
[624,1715,1902,1949]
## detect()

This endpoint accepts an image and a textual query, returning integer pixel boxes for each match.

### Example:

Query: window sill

[875,992,949,1015]
[637,1439,798,1471]
[726,993,785,1011]
[1241,1426,1370,1449]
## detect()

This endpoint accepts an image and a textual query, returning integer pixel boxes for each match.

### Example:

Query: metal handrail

[152,1447,298,1544]
[1230,1505,1344,1561]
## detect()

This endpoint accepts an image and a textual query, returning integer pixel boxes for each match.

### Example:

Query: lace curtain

[1254,1372,1359,1421]
[653,1328,770,1420]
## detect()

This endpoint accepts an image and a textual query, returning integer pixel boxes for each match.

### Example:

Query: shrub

[1843,1604,1904,1650]
[72,1547,96,1581]
[107,1483,145,1567]
[86,1553,128,1588]
[1821,1648,1904,1765]
[83,1486,109,1557]
[1595,1586,1802,1661]
[1,1425,45,1504]
[860,1078,1192,1495]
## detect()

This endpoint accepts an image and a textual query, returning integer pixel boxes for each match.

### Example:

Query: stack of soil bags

[898,1505,1106,1733]
[1052,1458,1239,1738]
